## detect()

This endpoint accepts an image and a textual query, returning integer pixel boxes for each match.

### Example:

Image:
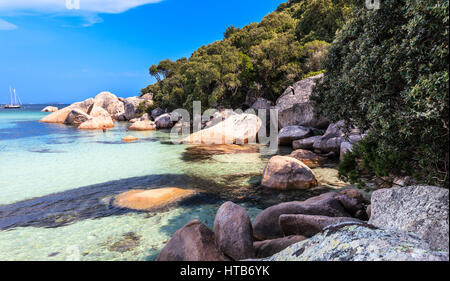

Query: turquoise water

[0,105,344,261]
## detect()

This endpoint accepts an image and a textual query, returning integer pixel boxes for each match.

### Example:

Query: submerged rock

[108,232,141,253]
[260,223,449,261]
[279,214,363,237]
[113,187,196,211]
[288,149,325,168]
[156,220,230,261]
[213,202,255,260]
[369,185,449,251]
[261,156,317,190]
[278,126,312,146]
[122,136,138,143]
[254,235,307,259]
[252,192,352,240]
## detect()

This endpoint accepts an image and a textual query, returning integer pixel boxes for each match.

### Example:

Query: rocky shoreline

[38,74,449,261]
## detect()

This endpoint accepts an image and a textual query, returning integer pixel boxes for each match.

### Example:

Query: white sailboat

[4,86,22,109]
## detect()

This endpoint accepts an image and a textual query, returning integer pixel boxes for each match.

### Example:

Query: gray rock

[122,97,151,121]
[275,74,329,129]
[252,192,352,240]
[340,141,353,161]
[369,185,449,251]
[278,126,312,146]
[155,113,174,129]
[156,220,230,261]
[292,136,321,150]
[93,91,125,120]
[63,109,90,125]
[214,202,255,260]
[279,214,363,237]
[260,223,449,261]
[151,108,165,120]
[254,235,306,258]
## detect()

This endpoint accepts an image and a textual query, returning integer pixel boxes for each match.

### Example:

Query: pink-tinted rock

[254,235,307,258]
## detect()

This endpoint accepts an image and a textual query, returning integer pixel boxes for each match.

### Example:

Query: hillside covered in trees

[141,0,449,187]
[141,0,352,111]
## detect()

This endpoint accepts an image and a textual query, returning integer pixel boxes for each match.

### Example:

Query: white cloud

[0,0,162,14]
[0,18,17,30]
[0,0,162,27]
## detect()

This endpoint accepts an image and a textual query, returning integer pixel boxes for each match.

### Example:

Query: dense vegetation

[141,0,352,112]
[312,0,449,187]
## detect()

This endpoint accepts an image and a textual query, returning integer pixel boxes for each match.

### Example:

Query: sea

[0,104,345,261]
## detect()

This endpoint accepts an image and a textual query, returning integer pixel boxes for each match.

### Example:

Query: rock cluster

[40,91,154,130]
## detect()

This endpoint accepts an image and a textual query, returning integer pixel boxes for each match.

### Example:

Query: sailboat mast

[14,89,17,105]
[9,86,13,105]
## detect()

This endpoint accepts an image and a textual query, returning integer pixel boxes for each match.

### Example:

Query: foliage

[141,0,352,112]
[313,0,449,187]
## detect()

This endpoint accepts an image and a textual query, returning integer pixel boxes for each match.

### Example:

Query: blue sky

[0,0,285,104]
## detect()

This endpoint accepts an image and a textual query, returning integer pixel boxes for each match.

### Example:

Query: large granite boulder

[278,126,312,146]
[93,91,125,119]
[275,74,328,129]
[288,149,325,168]
[254,235,307,259]
[41,106,58,112]
[252,192,352,240]
[259,223,449,261]
[156,220,230,261]
[78,116,114,130]
[261,156,317,190]
[313,121,366,154]
[213,202,255,260]
[279,214,363,237]
[39,98,94,123]
[155,113,175,129]
[129,120,157,131]
[113,188,196,211]
[369,185,449,251]
[63,109,90,125]
[182,113,262,145]
[87,104,110,118]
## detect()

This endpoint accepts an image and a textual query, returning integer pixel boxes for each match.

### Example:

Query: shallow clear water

[0,105,345,261]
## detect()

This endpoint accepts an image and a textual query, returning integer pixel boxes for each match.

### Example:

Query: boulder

[122,136,138,143]
[87,104,110,118]
[155,113,174,129]
[275,74,328,129]
[93,91,125,119]
[114,188,196,211]
[78,116,114,130]
[141,92,153,101]
[213,202,255,260]
[122,97,152,121]
[151,108,165,120]
[251,98,272,111]
[254,236,307,259]
[39,98,94,123]
[292,136,321,150]
[288,149,325,168]
[368,185,449,251]
[252,192,352,240]
[182,113,262,145]
[313,121,366,154]
[260,223,449,261]
[279,214,363,237]
[41,106,58,112]
[63,109,90,125]
[156,220,230,261]
[261,156,317,190]
[339,189,365,202]
[278,126,312,146]
[129,120,157,131]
